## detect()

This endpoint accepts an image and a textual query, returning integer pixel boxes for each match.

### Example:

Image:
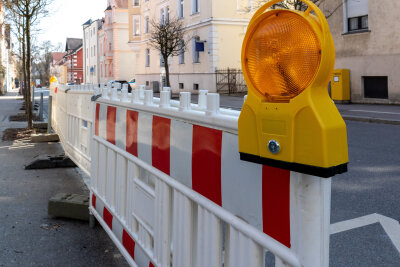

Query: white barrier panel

[50,85,93,175]
[51,84,331,267]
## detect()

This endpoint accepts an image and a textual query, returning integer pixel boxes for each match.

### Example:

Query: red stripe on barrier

[152,116,171,175]
[262,165,291,248]
[192,125,222,206]
[103,207,113,230]
[149,262,155,267]
[92,194,96,209]
[106,106,116,145]
[126,110,139,156]
[95,103,100,136]
[122,230,135,260]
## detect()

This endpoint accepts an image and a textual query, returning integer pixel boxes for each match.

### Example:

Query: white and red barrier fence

[50,84,332,267]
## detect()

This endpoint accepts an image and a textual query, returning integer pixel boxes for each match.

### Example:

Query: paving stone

[31,133,59,142]
[48,193,90,221]
[25,155,76,169]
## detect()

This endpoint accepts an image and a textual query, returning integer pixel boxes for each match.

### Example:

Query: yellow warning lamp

[239,0,348,177]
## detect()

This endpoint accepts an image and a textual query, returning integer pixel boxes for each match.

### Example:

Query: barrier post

[47,95,52,133]
[289,174,331,267]
[39,92,43,121]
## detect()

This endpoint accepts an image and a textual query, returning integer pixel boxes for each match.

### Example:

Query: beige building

[98,0,136,83]
[321,0,400,104]
[83,19,102,84]
[127,0,252,92]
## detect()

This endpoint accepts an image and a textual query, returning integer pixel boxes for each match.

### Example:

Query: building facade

[127,0,251,92]
[50,52,67,83]
[64,38,84,84]
[0,2,13,93]
[83,19,102,84]
[322,0,400,104]
[98,0,135,83]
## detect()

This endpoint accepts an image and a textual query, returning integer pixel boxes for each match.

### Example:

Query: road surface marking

[331,213,400,252]
[348,110,400,115]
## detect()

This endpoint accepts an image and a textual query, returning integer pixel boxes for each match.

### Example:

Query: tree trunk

[26,16,33,129]
[22,19,28,116]
[164,55,170,87]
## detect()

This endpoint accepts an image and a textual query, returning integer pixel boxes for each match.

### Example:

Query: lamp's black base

[240,153,348,178]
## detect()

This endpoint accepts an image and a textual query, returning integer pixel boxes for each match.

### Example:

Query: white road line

[377,214,400,252]
[330,213,379,235]
[348,110,400,115]
[330,213,400,252]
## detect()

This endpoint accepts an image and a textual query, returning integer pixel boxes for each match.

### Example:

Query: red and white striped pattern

[91,193,155,267]
[95,103,292,248]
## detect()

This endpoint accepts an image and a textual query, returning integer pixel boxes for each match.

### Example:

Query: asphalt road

[330,120,400,266]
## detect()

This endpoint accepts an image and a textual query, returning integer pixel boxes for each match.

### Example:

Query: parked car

[129,78,135,87]
[108,80,132,93]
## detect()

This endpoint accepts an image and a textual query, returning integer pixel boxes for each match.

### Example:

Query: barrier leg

[290,173,331,267]
[39,92,43,121]
[47,96,52,133]
[89,213,96,228]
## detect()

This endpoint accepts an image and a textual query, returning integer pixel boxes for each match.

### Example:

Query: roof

[65,38,83,51]
[82,19,92,26]
[114,0,128,8]
[52,52,66,63]
[106,0,127,10]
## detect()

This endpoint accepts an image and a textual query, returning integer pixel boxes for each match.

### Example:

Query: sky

[35,0,106,48]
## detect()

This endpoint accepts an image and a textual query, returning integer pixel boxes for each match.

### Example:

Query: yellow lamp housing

[239,0,348,178]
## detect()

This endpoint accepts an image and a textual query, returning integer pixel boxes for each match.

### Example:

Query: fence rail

[50,83,331,267]
[215,68,248,95]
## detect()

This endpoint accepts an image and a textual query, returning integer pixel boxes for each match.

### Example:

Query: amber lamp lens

[244,11,321,101]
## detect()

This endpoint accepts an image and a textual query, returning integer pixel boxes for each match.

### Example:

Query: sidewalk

[181,93,400,125]
[0,92,128,266]
[336,103,400,125]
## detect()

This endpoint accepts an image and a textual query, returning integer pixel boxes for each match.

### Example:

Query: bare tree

[149,17,188,87]
[32,40,52,87]
[247,0,342,18]
[5,0,53,129]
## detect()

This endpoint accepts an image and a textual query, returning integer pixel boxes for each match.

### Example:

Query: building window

[160,52,165,67]
[179,83,184,89]
[145,49,150,67]
[178,0,184,18]
[343,0,369,33]
[145,17,149,33]
[192,36,200,63]
[363,76,388,99]
[192,0,199,14]
[109,43,112,51]
[348,15,368,32]
[133,16,140,36]
[179,41,184,64]
[166,7,170,23]
[146,81,150,86]
[159,6,170,24]
[133,0,140,6]
[193,83,199,90]
[160,9,164,24]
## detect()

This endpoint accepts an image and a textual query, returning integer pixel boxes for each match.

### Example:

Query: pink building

[98,0,135,83]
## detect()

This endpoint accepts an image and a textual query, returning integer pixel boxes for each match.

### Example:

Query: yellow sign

[238,0,348,177]
[50,76,58,84]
